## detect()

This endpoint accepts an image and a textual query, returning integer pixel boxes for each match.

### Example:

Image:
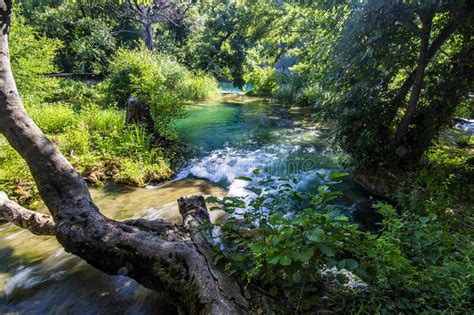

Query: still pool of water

[0,95,369,313]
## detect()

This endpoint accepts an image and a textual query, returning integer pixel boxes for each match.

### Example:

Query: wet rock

[352,169,405,200]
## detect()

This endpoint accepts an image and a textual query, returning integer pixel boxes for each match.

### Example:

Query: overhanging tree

[321,1,473,174]
[0,1,267,313]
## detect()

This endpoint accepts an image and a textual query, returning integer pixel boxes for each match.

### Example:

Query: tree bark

[393,13,432,146]
[0,191,56,235]
[125,96,155,133]
[143,21,154,51]
[0,1,258,313]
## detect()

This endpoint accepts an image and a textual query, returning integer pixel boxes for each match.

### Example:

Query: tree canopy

[0,0,473,313]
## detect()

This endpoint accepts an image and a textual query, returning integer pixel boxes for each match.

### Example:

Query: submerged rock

[352,169,405,200]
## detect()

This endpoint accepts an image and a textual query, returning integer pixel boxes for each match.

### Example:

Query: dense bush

[50,79,105,107]
[244,66,280,97]
[105,47,217,137]
[9,14,62,103]
[32,2,117,74]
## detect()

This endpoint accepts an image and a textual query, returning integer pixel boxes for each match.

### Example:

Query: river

[0,95,369,313]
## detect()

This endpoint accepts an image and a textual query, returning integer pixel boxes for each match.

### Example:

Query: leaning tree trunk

[393,13,433,146]
[0,1,265,313]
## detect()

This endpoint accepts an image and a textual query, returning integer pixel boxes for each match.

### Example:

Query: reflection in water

[1,95,369,312]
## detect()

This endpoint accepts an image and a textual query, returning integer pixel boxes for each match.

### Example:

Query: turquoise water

[0,96,369,313]
[175,96,368,207]
[218,82,254,94]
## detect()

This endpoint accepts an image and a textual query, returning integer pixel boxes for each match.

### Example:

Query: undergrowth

[210,161,473,313]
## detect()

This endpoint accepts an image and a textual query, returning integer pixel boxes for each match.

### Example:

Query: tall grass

[28,104,78,134]
[182,73,219,100]
[79,104,125,134]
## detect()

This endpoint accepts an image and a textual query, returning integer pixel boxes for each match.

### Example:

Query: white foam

[5,267,37,296]
[5,230,26,240]
[176,126,336,203]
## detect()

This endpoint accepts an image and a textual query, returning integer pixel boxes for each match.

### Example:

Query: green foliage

[453,98,474,119]
[317,1,474,169]
[9,14,62,102]
[0,137,38,208]
[115,156,172,187]
[214,172,474,313]
[32,2,117,73]
[329,200,473,314]
[212,174,364,311]
[105,47,217,137]
[54,125,90,156]
[28,104,78,134]
[79,104,125,134]
[181,72,219,100]
[187,0,284,87]
[244,66,280,97]
[51,79,105,107]
[398,144,474,214]
[271,77,305,106]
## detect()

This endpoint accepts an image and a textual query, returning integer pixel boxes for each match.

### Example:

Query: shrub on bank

[105,47,218,137]
[181,72,219,100]
[28,104,78,134]
[244,66,280,97]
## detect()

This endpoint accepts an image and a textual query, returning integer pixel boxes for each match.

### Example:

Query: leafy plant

[211,173,366,311]
[28,104,78,134]
[9,13,62,103]
[105,47,217,137]
[211,172,474,313]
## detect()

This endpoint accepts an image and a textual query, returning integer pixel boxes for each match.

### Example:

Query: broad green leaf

[318,244,335,256]
[329,171,348,181]
[205,196,219,203]
[344,259,359,270]
[306,228,324,242]
[291,248,315,262]
[267,256,280,265]
[279,256,292,266]
[334,215,349,222]
[419,216,430,225]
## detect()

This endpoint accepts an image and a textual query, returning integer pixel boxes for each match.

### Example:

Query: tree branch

[0,2,257,311]
[393,12,433,145]
[391,18,461,132]
[0,192,56,235]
